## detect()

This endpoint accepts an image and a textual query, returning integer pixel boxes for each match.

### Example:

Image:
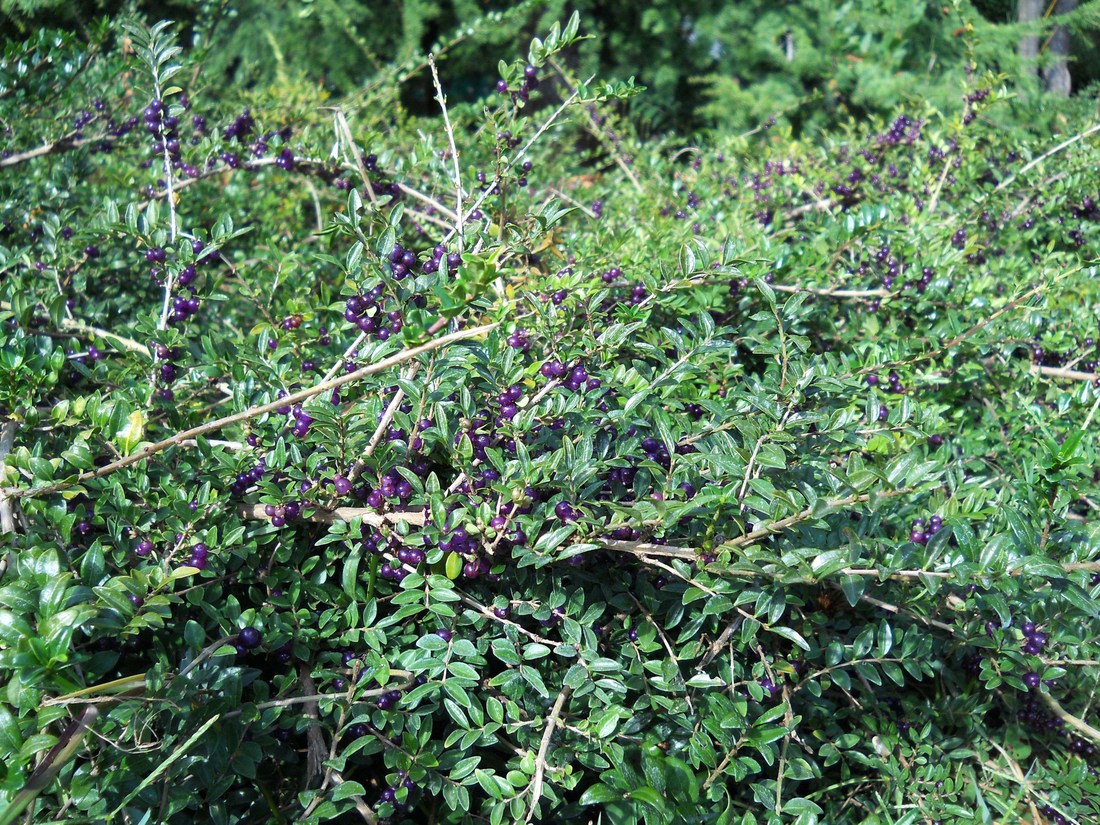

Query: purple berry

[238,626,262,649]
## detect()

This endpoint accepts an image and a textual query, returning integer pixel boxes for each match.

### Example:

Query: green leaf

[769,626,810,651]
[332,781,367,801]
[579,784,622,806]
[627,786,665,809]
[838,575,866,607]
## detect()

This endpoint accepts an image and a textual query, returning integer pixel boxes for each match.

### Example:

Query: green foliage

[2,9,1100,825]
[7,0,1100,133]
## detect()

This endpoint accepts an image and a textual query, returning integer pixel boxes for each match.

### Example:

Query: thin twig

[429,55,464,249]
[926,147,956,214]
[854,265,1079,382]
[545,187,597,219]
[221,677,415,720]
[0,132,120,167]
[0,302,151,357]
[177,635,235,679]
[737,404,796,507]
[2,706,99,825]
[2,323,496,501]
[547,57,641,192]
[330,109,378,210]
[445,75,595,246]
[628,592,694,712]
[1031,364,1098,382]
[996,123,1100,192]
[697,617,744,673]
[366,364,418,458]
[985,738,1043,825]
[770,283,890,299]
[524,685,572,824]
[154,81,179,332]
[857,591,956,634]
[1038,691,1100,746]
[458,592,561,648]
[344,363,420,488]
[775,683,793,815]
[238,503,425,527]
[392,182,459,222]
[785,198,835,218]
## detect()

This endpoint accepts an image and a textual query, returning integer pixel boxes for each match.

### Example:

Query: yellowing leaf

[116,410,145,455]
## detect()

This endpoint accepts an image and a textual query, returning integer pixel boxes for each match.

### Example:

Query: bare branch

[2,323,496,502]
[1030,364,1098,383]
[447,75,595,246]
[429,55,465,249]
[771,283,890,299]
[330,108,379,210]
[1038,691,1100,746]
[237,503,425,528]
[0,302,152,357]
[996,122,1100,192]
[524,685,572,824]
[0,132,119,168]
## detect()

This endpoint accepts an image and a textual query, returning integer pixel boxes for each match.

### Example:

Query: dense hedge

[2,9,1100,825]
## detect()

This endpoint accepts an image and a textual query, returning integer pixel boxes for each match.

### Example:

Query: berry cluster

[152,342,185,401]
[262,501,301,527]
[866,370,907,394]
[417,242,461,276]
[229,457,267,496]
[506,328,530,351]
[376,769,417,813]
[497,64,540,104]
[908,515,943,545]
[188,541,209,571]
[143,97,201,179]
[537,359,598,393]
[344,287,403,341]
[1019,620,1048,657]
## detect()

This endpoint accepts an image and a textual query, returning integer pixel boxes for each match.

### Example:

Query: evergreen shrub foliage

[6,0,1100,133]
[1,9,1100,825]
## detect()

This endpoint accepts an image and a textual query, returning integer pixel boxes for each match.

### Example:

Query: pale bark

[1043,0,1079,97]
[1018,0,1044,78]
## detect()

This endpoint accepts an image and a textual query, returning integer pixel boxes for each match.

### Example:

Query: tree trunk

[1043,0,1078,97]
[1018,0,1043,79]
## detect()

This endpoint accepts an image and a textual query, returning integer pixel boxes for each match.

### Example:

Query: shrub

[1,11,1100,825]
